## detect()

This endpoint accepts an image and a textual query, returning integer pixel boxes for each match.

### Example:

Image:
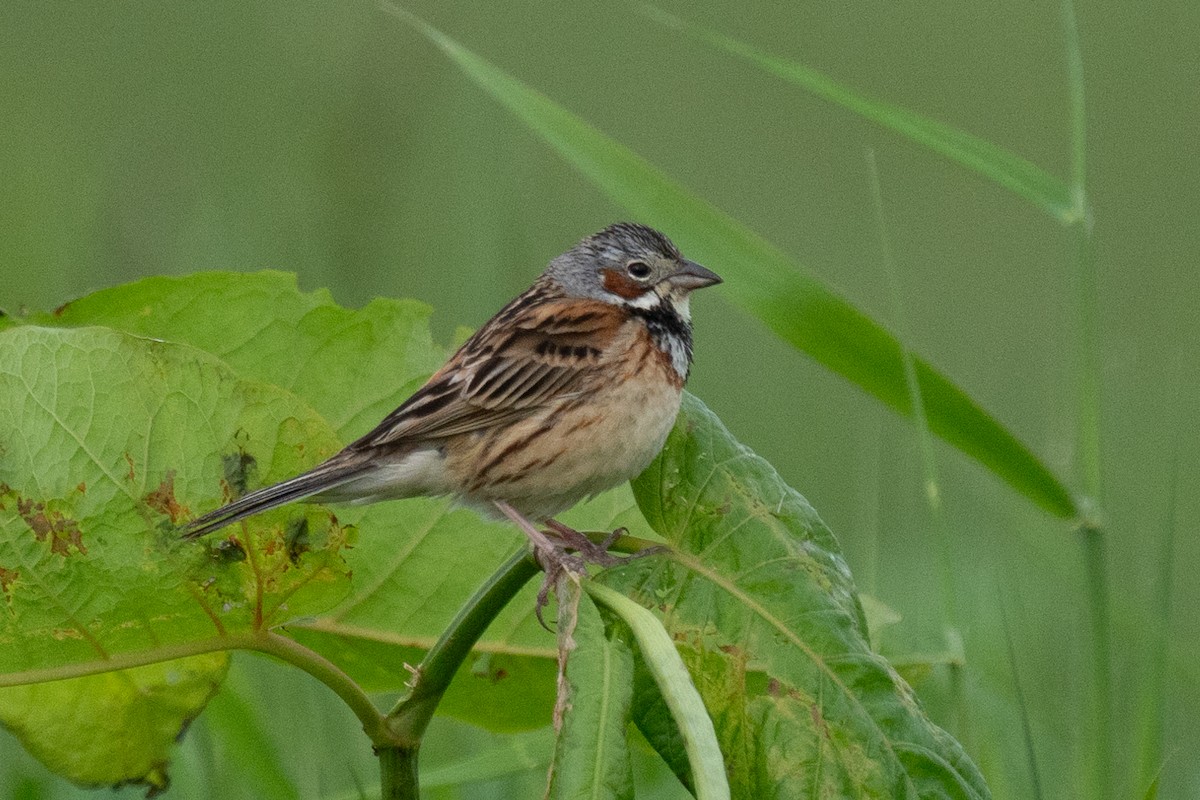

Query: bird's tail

[181,457,371,540]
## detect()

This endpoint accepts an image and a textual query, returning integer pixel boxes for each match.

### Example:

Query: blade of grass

[864,149,953,622]
[1059,0,1111,796]
[381,2,1080,523]
[1136,353,1185,790]
[639,5,1080,224]
[865,149,969,748]
[1141,773,1160,800]
[999,599,1046,800]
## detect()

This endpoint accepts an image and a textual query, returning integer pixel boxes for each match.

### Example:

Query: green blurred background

[2,1,1197,798]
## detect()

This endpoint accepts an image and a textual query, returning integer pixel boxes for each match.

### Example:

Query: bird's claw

[526,518,667,630]
[531,542,586,630]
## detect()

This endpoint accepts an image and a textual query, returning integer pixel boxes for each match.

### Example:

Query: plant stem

[864,149,956,626]
[1061,1,1111,795]
[242,632,391,747]
[379,547,541,797]
[1000,600,1046,800]
[0,630,393,747]
[1079,516,1113,797]
[865,149,968,743]
[378,746,420,800]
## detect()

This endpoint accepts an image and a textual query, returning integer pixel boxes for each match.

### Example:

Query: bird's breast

[447,325,685,520]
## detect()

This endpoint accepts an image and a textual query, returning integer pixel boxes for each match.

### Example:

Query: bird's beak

[666,259,723,290]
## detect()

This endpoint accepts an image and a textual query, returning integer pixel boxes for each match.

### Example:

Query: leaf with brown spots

[0,566,18,599]
[15,496,87,557]
[143,471,190,525]
[0,325,354,790]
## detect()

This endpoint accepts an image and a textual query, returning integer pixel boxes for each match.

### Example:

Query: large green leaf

[0,656,227,795]
[607,395,990,799]
[41,271,446,439]
[638,5,1078,223]
[9,273,596,732]
[383,5,1078,521]
[0,325,353,787]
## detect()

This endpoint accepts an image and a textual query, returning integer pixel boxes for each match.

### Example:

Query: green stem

[0,630,392,747]
[1061,1,1111,795]
[1074,216,1110,800]
[1062,0,1088,210]
[864,148,955,625]
[1080,519,1113,798]
[1000,600,1046,800]
[243,632,391,747]
[1074,223,1102,500]
[866,149,966,743]
[385,548,540,734]
[378,746,421,800]
[381,547,541,797]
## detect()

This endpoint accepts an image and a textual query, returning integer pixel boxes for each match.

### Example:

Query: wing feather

[349,290,626,450]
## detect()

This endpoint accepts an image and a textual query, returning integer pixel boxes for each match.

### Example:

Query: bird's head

[546,222,721,318]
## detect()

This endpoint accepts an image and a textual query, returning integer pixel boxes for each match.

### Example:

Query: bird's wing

[349,291,627,449]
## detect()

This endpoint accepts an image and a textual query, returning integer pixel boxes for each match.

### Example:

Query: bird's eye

[626,261,652,280]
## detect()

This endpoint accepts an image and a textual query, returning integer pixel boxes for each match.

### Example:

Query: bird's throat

[631,297,694,381]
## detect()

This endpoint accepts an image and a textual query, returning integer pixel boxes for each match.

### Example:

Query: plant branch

[0,630,392,748]
[379,547,541,799]
[384,547,540,738]
[243,631,391,747]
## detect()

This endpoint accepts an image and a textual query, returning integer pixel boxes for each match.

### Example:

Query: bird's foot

[530,543,586,630]
[544,520,665,567]
[493,500,587,629]
[493,501,665,630]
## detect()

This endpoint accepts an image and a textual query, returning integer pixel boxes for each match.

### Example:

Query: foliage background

[1,1,1197,798]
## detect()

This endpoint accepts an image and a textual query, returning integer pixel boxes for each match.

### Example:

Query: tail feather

[181,459,371,540]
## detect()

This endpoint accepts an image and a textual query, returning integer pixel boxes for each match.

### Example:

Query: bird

[182,222,721,617]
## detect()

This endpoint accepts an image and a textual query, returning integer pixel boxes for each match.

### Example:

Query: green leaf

[588,582,729,800]
[547,586,636,800]
[0,325,356,669]
[0,654,227,794]
[0,325,353,785]
[198,668,300,800]
[609,395,990,799]
[638,5,1079,223]
[11,272,578,733]
[420,727,554,789]
[383,5,1078,521]
[38,271,446,439]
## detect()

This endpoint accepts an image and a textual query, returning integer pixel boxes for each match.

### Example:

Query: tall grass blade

[639,5,1080,223]
[866,150,969,746]
[864,149,952,618]
[1137,354,1184,790]
[1059,0,1111,796]
[382,2,1080,522]
[1000,601,1046,800]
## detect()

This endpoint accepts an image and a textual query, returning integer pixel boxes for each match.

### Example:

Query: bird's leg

[493,501,585,628]
[544,519,664,566]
